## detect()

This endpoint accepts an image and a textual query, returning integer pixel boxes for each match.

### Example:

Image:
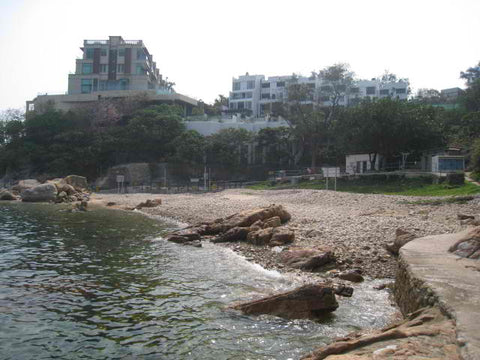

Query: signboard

[322,167,340,178]
[190,178,199,183]
[116,175,125,183]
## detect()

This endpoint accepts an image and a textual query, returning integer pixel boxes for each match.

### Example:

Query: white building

[345,153,382,175]
[229,73,409,118]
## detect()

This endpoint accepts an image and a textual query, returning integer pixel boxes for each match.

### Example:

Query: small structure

[345,153,382,175]
[421,147,465,173]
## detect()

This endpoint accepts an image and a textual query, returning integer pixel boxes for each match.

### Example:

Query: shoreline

[90,189,479,279]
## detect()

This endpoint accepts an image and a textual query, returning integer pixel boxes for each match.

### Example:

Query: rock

[213,227,250,243]
[55,182,76,195]
[386,228,417,255]
[166,229,201,244]
[457,213,475,220]
[183,240,202,248]
[62,175,88,191]
[301,307,460,360]
[203,204,291,235]
[135,198,162,209]
[230,283,338,319]
[333,284,354,297]
[449,226,480,259]
[21,183,58,202]
[75,201,88,212]
[55,191,68,203]
[10,179,41,192]
[270,227,295,246]
[280,247,335,271]
[246,227,274,245]
[338,270,364,283]
[106,202,116,206]
[263,216,281,228]
[0,190,17,201]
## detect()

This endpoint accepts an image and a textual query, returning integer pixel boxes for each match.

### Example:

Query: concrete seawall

[395,229,480,360]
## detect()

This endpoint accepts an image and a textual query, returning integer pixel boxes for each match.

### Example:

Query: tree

[206,128,253,168]
[415,88,444,104]
[460,61,480,85]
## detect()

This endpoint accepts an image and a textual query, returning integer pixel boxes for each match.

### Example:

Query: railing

[85,40,108,45]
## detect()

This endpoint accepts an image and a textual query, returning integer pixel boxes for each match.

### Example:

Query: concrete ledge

[395,229,480,360]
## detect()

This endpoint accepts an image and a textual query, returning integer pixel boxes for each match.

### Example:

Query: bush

[445,172,465,186]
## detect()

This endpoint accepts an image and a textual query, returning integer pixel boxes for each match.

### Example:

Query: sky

[0,0,479,111]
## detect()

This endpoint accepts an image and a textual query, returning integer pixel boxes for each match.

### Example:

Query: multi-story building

[27,36,196,115]
[68,36,164,94]
[229,73,409,117]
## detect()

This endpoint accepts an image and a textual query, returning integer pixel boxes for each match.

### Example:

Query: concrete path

[401,229,480,360]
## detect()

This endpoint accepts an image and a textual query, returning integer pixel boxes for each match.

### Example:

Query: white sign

[116,175,125,183]
[190,178,199,183]
[322,167,340,178]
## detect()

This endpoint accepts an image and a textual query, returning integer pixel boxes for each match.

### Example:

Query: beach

[92,189,480,279]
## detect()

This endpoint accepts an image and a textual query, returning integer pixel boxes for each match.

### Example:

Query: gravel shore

[92,189,480,279]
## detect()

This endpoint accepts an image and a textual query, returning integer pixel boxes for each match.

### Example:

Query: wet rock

[386,228,417,255]
[183,240,202,248]
[338,270,364,283]
[333,284,354,297]
[230,283,338,319]
[0,190,17,201]
[21,183,57,202]
[280,247,335,271]
[166,229,201,244]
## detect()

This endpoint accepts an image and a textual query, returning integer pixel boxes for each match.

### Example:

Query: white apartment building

[229,73,409,118]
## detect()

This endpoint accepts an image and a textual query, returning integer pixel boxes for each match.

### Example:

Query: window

[136,49,146,60]
[119,78,129,90]
[261,82,270,88]
[245,101,252,110]
[277,81,285,87]
[272,94,276,99]
[349,87,359,94]
[117,64,125,73]
[366,86,376,95]
[82,63,93,74]
[81,79,93,93]
[379,89,389,95]
[101,48,107,57]
[396,88,406,94]
[247,80,255,89]
[319,95,330,102]
[118,48,125,57]
[261,93,270,99]
[237,101,245,109]
[233,82,241,91]
[135,64,145,75]
[99,80,107,91]
[100,64,108,73]
[320,85,332,92]
[85,48,94,59]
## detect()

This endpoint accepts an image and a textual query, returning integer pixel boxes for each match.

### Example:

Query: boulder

[55,182,76,195]
[449,226,480,259]
[166,229,201,244]
[269,227,295,246]
[230,283,338,319]
[338,270,364,283]
[386,228,417,255]
[21,183,57,202]
[246,227,274,245]
[280,247,336,271]
[135,198,162,210]
[204,204,291,235]
[457,213,475,220]
[263,216,282,229]
[62,175,88,191]
[0,190,17,201]
[11,179,41,192]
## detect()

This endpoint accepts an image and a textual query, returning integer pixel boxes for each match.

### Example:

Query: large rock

[204,204,291,235]
[213,227,251,243]
[21,183,58,202]
[230,283,338,319]
[338,270,364,283]
[55,182,76,195]
[11,179,41,192]
[280,247,336,271]
[386,228,417,255]
[0,190,17,201]
[62,175,88,191]
[449,226,480,259]
[166,229,201,244]
[270,227,295,246]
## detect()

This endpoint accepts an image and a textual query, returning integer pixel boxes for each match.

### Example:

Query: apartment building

[68,36,164,94]
[229,73,409,117]
[27,36,197,115]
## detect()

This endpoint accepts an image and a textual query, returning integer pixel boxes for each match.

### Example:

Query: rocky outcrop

[0,190,17,201]
[386,228,417,255]
[21,183,58,202]
[168,205,293,247]
[301,307,460,360]
[280,247,336,271]
[230,283,339,320]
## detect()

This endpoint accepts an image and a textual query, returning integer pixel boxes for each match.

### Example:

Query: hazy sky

[0,0,479,111]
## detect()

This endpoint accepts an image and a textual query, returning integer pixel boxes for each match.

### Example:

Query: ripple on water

[0,203,397,359]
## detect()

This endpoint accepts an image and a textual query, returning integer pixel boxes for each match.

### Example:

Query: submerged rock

[230,283,338,319]
[338,270,364,283]
[280,247,336,271]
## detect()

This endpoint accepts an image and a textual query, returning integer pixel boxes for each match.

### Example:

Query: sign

[116,175,125,183]
[322,167,340,178]
[190,178,199,183]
